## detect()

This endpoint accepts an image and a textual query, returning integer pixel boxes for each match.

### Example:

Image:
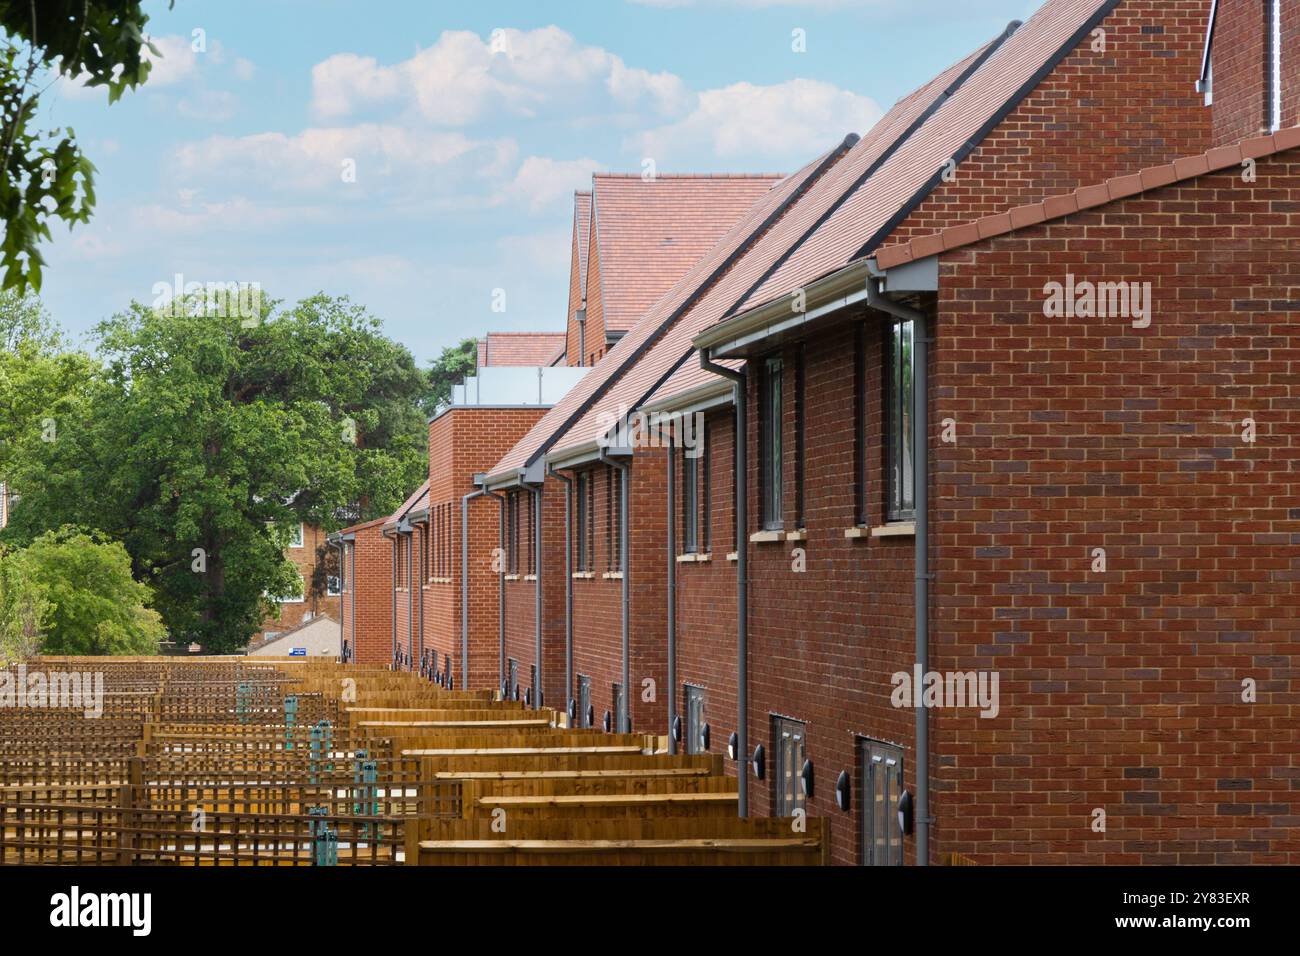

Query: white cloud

[631,78,881,165]
[501,156,602,213]
[311,27,691,126]
[144,34,201,87]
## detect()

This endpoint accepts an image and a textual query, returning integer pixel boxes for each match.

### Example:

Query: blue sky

[40,0,1045,365]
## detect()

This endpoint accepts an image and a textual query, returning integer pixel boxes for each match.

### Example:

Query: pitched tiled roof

[574,191,592,299]
[486,148,846,481]
[729,0,1119,317]
[382,481,430,531]
[876,128,1300,268]
[592,174,785,334]
[547,29,1011,455]
[477,332,568,368]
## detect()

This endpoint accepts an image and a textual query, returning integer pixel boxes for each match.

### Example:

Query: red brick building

[339,0,1299,865]
[256,522,341,646]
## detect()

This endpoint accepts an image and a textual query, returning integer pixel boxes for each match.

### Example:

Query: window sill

[844,522,916,539]
[676,553,713,563]
[504,574,521,581]
[785,529,807,542]
[749,530,784,544]
[726,551,739,562]
[571,571,596,579]
[602,571,625,580]
[524,574,537,582]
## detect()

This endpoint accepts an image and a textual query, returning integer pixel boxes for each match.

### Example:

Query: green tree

[420,337,478,417]
[0,1,163,291]
[4,528,163,656]
[0,545,49,660]
[3,293,427,652]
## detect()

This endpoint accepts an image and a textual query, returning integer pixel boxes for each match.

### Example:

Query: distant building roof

[246,614,340,657]
[477,332,568,368]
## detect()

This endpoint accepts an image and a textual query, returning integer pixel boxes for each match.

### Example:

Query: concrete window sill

[676,553,713,563]
[524,574,537,581]
[785,529,807,542]
[571,571,595,579]
[749,529,784,543]
[504,574,521,581]
[872,522,916,538]
[602,571,625,580]
[726,551,739,562]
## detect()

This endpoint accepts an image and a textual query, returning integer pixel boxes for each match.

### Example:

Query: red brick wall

[1209,0,1271,143]
[929,149,1300,864]
[888,0,1212,248]
[258,523,341,641]
[569,465,624,724]
[345,523,394,666]
[565,221,584,368]
[583,213,606,367]
[423,406,547,690]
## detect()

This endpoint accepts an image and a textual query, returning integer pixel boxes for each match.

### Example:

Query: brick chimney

[1201,0,1297,143]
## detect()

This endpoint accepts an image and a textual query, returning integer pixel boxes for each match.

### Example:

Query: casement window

[860,738,904,866]
[684,684,707,754]
[759,355,784,531]
[575,471,594,572]
[578,675,592,728]
[612,682,625,731]
[681,448,699,554]
[289,524,305,549]
[394,537,405,587]
[853,322,867,526]
[771,715,806,817]
[606,467,624,572]
[701,426,711,551]
[526,492,536,575]
[885,317,916,523]
[1267,0,1282,132]
[794,344,806,529]
[507,492,520,575]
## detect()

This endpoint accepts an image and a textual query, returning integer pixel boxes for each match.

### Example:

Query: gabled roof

[382,480,430,531]
[590,173,785,335]
[876,127,1300,268]
[573,190,592,300]
[728,0,1120,317]
[477,332,568,368]
[485,147,846,484]
[545,23,1019,457]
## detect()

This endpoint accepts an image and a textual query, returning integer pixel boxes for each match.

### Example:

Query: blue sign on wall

[289,647,307,657]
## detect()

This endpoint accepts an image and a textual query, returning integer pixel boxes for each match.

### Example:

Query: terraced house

[341,0,1299,865]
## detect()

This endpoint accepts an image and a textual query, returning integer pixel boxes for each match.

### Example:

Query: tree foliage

[2,527,163,656]
[1,293,427,652]
[420,337,478,417]
[0,544,48,660]
[0,1,163,291]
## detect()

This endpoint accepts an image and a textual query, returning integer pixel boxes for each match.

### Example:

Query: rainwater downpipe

[599,447,631,733]
[382,528,398,668]
[666,437,677,755]
[548,465,575,721]
[866,276,932,865]
[699,350,748,817]
[525,480,544,710]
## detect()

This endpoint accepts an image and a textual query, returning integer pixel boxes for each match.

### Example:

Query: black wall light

[898,789,914,836]
[751,744,766,780]
[800,759,814,799]
[524,688,532,706]
[671,716,682,743]
[586,705,594,728]
[446,674,453,690]
[701,724,710,751]
[835,771,851,812]
[603,710,612,732]
[727,732,738,760]
[567,698,577,721]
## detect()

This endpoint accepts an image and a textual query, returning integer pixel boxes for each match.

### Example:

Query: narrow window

[794,344,806,529]
[860,738,904,866]
[771,715,806,816]
[605,469,614,572]
[853,322,866,526]
[682,447,699,554]
[586,472,595,571]
[684,684,707,754]
[575,472,589,571]
[885,317,916,522]
[526,492,535,575]
[507,493,520,575]
[759,355,784,530]
[701,424,711,552]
